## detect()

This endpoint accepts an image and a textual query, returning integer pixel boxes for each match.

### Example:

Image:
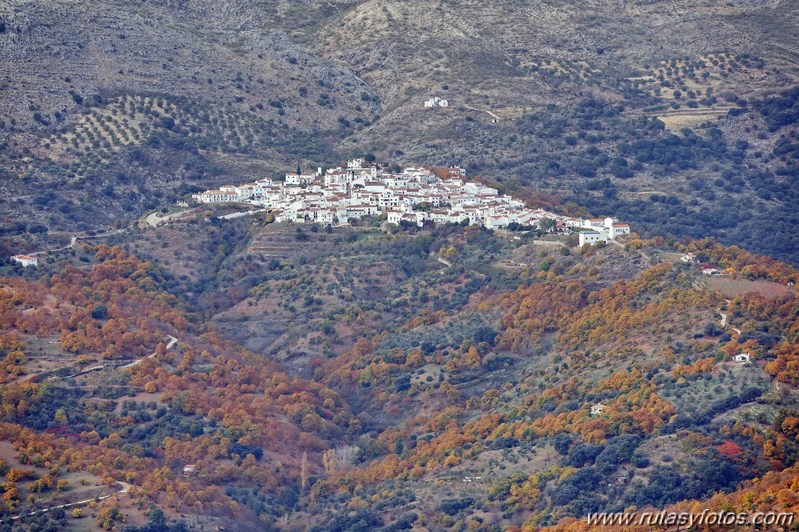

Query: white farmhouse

[11,255,38,267]
[424,97,449,108]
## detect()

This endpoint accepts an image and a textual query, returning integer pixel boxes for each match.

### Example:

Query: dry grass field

[704,275,795,299]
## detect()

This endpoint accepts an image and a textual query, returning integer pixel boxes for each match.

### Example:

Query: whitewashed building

[11,255,38,267]
[579,230,609,246]
[424,97,449,108]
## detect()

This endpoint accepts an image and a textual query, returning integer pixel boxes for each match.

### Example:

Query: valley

[2,204,799,529]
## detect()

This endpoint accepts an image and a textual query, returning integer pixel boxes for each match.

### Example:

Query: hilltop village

[191,159,631,245]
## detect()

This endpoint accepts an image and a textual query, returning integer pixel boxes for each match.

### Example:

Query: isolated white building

[11,255,38,267]
[424,97,449,108]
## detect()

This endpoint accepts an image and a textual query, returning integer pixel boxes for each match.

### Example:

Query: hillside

[1,213,798,529]
[0,244,360,530]
[2,0,799,263]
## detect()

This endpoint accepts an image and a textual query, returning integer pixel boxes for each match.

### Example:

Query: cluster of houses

[680,252,723,276]
[190,159,631,242]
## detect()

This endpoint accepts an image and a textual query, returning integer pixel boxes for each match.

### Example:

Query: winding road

[718,300,742,335]
[119,335,178,369]
[142,208,198,228]
[11,482,131,521]
[215,208,269,221]
[28,230,125,258]
[437,256,452,268]
[462,104,501,121]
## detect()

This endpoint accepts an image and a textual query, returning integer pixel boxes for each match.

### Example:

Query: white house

[463,182,498,195]
[590,403,607,416]
[192,189,240,203]
[324,169,352,187]
[680,253,697,263]
[378,190,401,208]
[734,353,751,363]
[582,218,606,229]
[428,209,465,225]
[579,230,609,247]
[610,224,630,238]
[604,218,630,239]
[485,215,510,229]
[424,97,449,108]
[285,172,317,186]
[364,181,387,193]
[304,208,335,225]
[11,255,38,267]
[183,464,196,474]
[400,212,427,227]
[386,209,408,225]
[514,211,540,226]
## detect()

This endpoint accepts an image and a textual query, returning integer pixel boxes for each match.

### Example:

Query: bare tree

[322,445,360,473]
[300,451,309,492]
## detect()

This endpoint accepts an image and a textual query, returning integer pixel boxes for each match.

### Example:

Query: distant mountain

[1,0,798,264]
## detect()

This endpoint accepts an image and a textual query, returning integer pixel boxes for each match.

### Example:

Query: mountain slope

[3,0,799,263]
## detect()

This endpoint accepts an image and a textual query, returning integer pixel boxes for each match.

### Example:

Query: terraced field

[627,53,780,130]
[523,58,601,83]
[40,95,306,177]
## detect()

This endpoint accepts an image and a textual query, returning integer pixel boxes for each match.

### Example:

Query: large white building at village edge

[191,159,630,241]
